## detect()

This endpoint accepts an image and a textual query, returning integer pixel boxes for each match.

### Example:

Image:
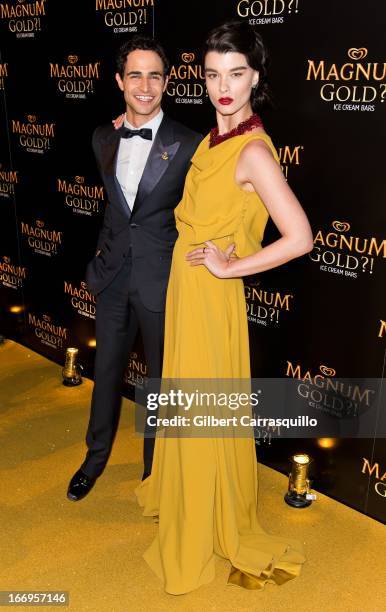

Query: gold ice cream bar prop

[284,453,316,508]
[62,347,82,386]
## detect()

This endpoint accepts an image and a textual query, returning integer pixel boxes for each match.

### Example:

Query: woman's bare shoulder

[239,130,275,163]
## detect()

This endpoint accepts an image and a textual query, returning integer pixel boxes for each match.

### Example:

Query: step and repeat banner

[0,0,385,522]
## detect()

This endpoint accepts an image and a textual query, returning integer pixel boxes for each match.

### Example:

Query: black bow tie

[120,127,152,141]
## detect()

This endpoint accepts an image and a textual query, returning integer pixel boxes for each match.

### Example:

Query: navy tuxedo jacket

[85,115,202,312]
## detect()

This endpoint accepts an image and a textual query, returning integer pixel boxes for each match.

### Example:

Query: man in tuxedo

[67,36,202,501]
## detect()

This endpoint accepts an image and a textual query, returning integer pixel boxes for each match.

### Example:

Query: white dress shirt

[116,109,164,211]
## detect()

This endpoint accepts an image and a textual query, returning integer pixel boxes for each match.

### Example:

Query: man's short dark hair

[116,36,170,78]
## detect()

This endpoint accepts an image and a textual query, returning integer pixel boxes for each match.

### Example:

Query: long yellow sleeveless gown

[135,132,306,594]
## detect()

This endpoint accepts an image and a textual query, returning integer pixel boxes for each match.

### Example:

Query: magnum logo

[0,0,46,38]
[64,280,96,319]
[236,0,299,25]
[0,164,18,198]
[361,458,386,499]
[245,281,293,326]
[286,361,375,416]
[49,55,100,99]
[95,0,154,33]
[21,219,63,256]
[181,53,194,63]
[167,53,206,105]
[348,48,368,61]
[287,362,337,380]
[11,114,55,154]
[309,220,385,278]
[278,144,303,180]
[125,351,148,388]
[306,47,386,110]
[0,62,8,90]
[57,175,104,216]
[0,256,27,289]
[28,312,67,350]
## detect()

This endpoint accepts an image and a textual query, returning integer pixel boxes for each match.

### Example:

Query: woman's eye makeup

[205,71,246,79]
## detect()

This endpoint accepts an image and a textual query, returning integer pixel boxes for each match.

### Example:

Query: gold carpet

[0,339,385,612]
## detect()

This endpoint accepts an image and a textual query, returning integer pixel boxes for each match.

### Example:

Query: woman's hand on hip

[186,241,236,278]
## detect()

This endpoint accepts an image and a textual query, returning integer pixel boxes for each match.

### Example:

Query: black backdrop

[1,0,385,523]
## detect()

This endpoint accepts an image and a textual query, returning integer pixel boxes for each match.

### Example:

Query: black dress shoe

[141,471,151,481]
[67,469,96,501]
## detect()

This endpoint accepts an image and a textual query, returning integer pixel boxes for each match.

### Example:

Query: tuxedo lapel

[99,128,131,220]
[132,116,181,215]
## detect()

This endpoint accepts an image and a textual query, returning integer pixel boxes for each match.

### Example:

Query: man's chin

[131,104,159,117]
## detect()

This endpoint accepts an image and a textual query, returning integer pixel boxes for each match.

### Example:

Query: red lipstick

[218,97,233,105]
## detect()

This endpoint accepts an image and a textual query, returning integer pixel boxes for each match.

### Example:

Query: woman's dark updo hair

[203,20,273,112]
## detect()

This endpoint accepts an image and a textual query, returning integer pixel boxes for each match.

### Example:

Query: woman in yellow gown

[135,21,313,594]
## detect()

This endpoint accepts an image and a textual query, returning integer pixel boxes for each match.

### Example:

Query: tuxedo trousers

[81,254,165,479]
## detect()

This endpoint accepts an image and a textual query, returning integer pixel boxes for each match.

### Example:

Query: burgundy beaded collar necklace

[209,113,264,148]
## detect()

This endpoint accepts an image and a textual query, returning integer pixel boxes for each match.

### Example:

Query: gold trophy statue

[284,453,316,508]
[62,347,82,386]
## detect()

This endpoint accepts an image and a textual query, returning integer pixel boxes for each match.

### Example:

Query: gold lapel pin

[161,151,169,160]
